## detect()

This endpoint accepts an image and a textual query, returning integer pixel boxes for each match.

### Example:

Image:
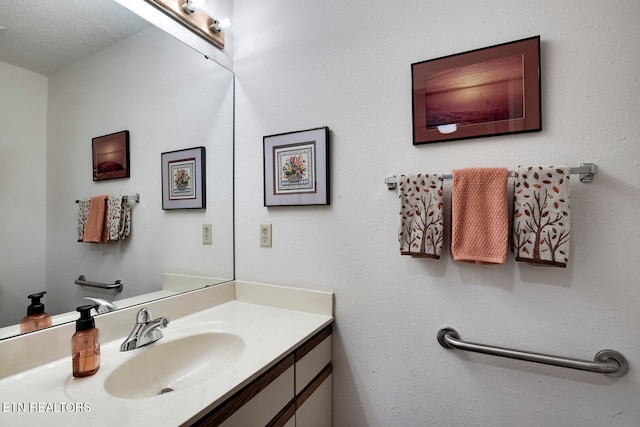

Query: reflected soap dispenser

[72,305,100,378]
[19,291,52,333]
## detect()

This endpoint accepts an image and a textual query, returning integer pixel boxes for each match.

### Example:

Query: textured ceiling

[0,0,150,76]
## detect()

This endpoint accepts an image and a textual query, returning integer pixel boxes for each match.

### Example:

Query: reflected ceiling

[0,0,149,76]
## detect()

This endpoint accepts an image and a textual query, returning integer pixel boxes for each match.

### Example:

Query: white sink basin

[103,332,244,399]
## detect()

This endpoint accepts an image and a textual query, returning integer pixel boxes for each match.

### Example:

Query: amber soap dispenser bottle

[20,291,52,333]
[72,305,100,378]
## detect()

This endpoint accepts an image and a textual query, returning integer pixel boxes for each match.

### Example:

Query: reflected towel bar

[385,163,598,190]
[437,327,628,377]
[75,193,140,203]
[74,275,124,292]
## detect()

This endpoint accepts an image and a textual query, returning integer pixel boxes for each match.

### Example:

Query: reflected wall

[0,23,234,330]
[45,26,234,317]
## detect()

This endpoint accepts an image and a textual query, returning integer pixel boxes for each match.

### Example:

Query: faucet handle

[136,308,152,324]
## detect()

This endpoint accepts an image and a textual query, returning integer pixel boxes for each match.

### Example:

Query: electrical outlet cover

[260,224,272,247]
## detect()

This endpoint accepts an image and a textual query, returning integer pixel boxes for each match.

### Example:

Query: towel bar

[74,275,124,292]
[386,163,598,190]
[437,327,628,377]
[75,193,140,203]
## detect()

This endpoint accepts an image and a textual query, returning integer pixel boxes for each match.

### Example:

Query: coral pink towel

[450,168,509,264]
[82,195,109,243]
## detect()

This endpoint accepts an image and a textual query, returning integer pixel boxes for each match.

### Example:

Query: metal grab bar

[74,275,124,292]
[437,327,628,377]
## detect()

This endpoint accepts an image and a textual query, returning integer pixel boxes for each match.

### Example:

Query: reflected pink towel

[450,168,509,264]
[82,195,109,243]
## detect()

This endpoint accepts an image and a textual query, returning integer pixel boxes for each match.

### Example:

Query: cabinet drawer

[220,365,294,427]
[295,330,332,394]
[296,372,332,427]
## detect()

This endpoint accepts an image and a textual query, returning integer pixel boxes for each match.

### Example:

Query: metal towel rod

[437,327,628,377]
[74,275,124,292]
[385,162,598,190]
[75,193,140,203]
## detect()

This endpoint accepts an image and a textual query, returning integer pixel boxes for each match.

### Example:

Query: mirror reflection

[0,0,235,339]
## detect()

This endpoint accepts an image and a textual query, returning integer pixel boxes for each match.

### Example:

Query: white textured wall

[233,1,640,425]
[45,26,234,315]
[0,62,47,326]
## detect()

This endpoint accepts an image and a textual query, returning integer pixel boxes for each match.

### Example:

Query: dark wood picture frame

[263,127,330,207]
[92,130,130,181]
[412,35,541,145]
[161,146,206,210]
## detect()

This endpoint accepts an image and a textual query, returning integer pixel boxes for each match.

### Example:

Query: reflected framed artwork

[263,126,330,207]
[412,35,541,145]
[92,130,130,181]
[161,146,206,209]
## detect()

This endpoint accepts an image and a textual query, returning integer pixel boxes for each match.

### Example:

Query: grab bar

[437,327,628,377]
[74,275,124,292]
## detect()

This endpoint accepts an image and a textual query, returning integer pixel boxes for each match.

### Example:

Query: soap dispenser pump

[19,291,52,333]
[71,304,100,378]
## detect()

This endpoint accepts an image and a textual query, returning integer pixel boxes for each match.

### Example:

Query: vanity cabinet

[192,325,333,427]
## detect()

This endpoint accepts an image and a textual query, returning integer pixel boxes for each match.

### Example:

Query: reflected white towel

[398,174,444,258]
[107,195,131,241]
[77,198,90,242]
[512,166,571,267]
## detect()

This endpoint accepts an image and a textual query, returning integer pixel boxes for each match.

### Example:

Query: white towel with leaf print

[106,195,131,241]
[512,166,570,267]
[77,198,90,242]
[398,174,444,259]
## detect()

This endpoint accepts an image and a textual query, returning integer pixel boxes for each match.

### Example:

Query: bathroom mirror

[0,0,234,339]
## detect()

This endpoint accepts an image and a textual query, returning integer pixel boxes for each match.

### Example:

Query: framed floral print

[263,127,330,206]
[161,146,206,209]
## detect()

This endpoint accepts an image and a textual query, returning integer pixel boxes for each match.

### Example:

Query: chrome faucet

[84,297,117,314]
[120,308,169,351]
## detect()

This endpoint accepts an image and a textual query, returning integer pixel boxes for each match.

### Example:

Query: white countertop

[0,282,334,426]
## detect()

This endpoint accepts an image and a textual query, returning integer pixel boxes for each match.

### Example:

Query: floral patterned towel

[398,174,444,259]
[512,166,570,267]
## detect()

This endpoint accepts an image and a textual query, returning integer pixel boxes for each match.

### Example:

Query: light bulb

[212,17,231,32]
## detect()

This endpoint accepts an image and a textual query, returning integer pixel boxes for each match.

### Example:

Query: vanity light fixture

[147,0,228,49]
[211,17,231,33]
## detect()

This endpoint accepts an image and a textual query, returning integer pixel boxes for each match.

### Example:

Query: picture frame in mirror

[161,146,206,209]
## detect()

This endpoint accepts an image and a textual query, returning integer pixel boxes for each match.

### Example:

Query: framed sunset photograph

[412,36,541,144]
[92,130,130,181]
